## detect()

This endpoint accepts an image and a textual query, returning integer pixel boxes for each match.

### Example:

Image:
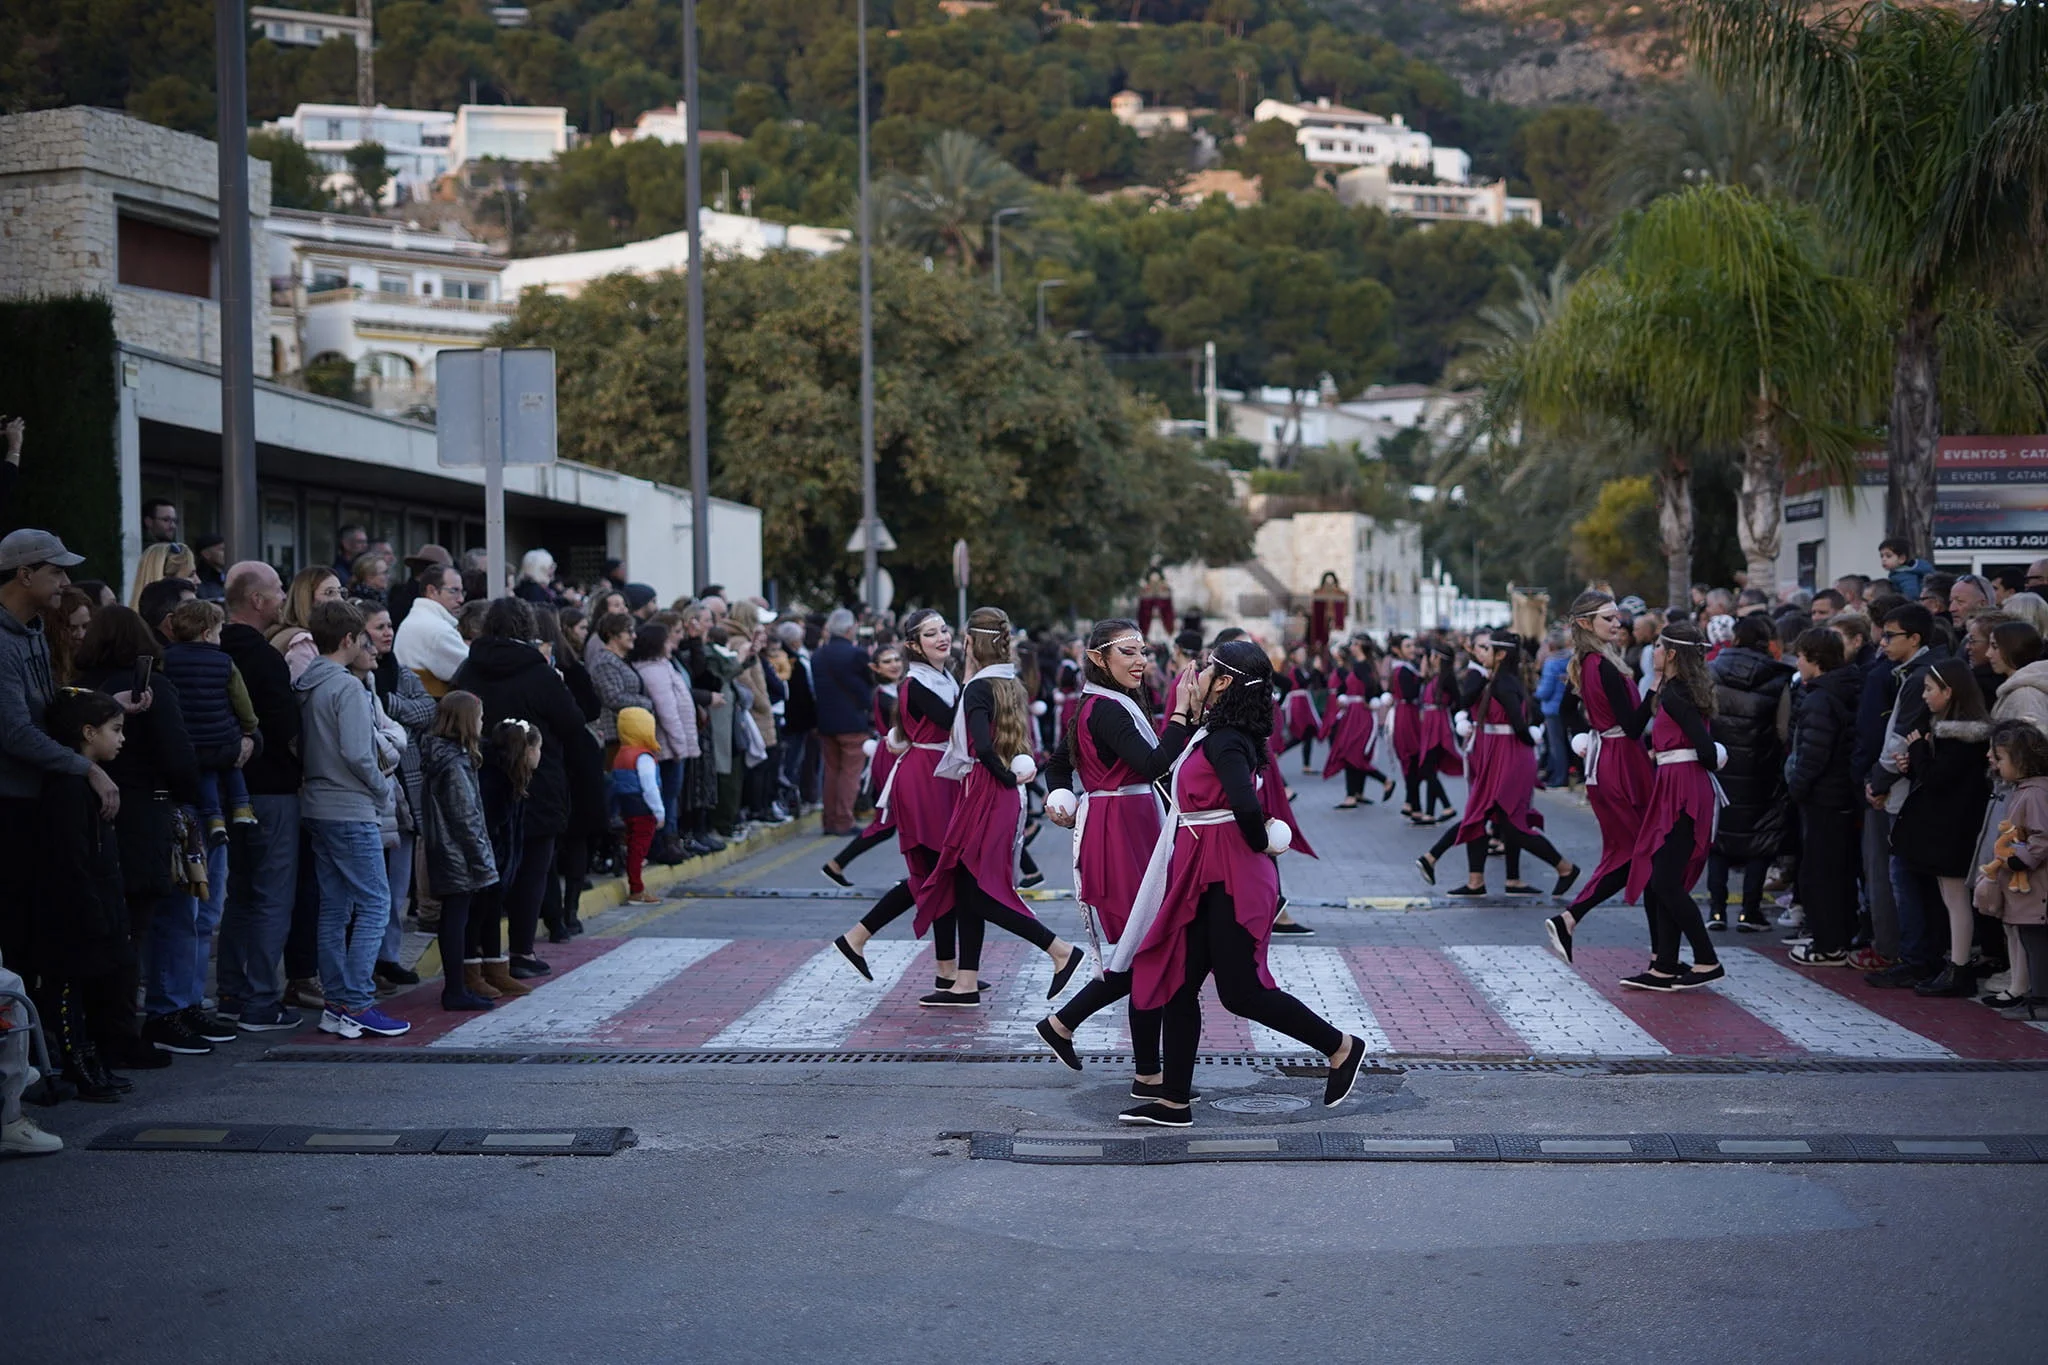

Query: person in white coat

[393,565,469,697]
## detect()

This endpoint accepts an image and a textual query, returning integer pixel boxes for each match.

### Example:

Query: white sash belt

[1108,728,1208,975]
[1652,748,1731,838]
[1178,808,1236,827]
[1654,748,1699,765]
[1582,725,1626,788]
[1069,782,1167,964]
[1336,694,1362,707]
[1480,724,1515,736]
[876,741,950,817]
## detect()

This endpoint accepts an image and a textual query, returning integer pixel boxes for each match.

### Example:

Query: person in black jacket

[1890,657,1993,995]
[450,597,605,981]
[1705,615,1794,930]
[1785,627,1865,965]
[812,608,874,836]
[776,620,819,811]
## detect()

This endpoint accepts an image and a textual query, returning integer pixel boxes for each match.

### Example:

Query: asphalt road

[10,766,2047,1364]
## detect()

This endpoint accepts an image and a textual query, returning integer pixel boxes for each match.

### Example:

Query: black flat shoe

[833,935,873,982]
[1445,884,1488,897]
[1118,1101,1192,1127]
[1324,1035,1369,1107]
[1380,781,1398,803]
[1416,854,1437,886]
[508,956,552,979]
[1018,869,1046,889]
[1270,920,1315,935]
[1336,798,1361,810]
[935,977,997,992]
[918,989,982,1008]
[1913,962,1975,998]
[1502,882,1541,895]
[821,862,852,888]
[1047,946,1086,1000]
[1130,1079,1201,1102]
[1673,963,1725,989]
[1544,914,1574,965]
[546,924,573,944]
[1619,971,1683,992]
[1036,1018,1082,1071]
[1552,864,1581,900]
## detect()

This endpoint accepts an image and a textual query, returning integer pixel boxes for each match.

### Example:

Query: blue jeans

[1889,855,1947,968]
[145,840,226,1018]
[659,758,686,837]
[380,831,415,963]
[196,766,250,823]
[1541,714,1570,787]
[218,793,300,1015]
[307,818,390,1015]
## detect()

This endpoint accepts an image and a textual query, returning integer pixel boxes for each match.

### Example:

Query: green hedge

[0,296,121,583]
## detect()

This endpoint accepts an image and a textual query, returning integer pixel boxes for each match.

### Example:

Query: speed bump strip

[88,1124,635,1155]
[969,1132,2048,1165]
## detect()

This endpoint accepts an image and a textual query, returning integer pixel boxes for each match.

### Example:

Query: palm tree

[874,131,1033,269]
[1691,0,2048,558]
[1600,75,1804,216]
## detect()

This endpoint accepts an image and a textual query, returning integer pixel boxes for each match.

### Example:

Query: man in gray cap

[387,543,451,628]
[0,529,122,972]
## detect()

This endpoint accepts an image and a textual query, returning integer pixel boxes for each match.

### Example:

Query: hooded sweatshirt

[611,705,664,819]
[295,655,391,822]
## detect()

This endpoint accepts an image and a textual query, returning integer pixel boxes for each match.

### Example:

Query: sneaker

[318,1007,363,1039]
[1781,931,1814,946]
[1737,913,1772,933]
[230,805,259,826]
[142,1013,214,1055]
[180,1006,238,1043]
[1787,944,1848,967]
[284,977,326,1010]
[696,831,727,853]
[1846,947,1894,973]
[1,1116,63,1156]
[1775,906,1805,928]
[235,1003,303,1032]
[1706,909,1728,931]
[320,1005,412,1039]
[374,960,421,988]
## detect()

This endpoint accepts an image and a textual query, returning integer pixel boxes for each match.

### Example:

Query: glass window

[262,494,300,577]
[377,275,409,296]
[325,119,344,140]
[310,267,347,293]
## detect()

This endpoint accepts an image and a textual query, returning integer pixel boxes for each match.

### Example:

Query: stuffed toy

[1985,819,2032,894]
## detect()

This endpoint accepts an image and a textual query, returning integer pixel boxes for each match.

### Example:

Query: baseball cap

[0,528,85,572]
[404,543,452,570]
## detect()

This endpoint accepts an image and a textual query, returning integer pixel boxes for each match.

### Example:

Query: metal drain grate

[259,1046,2048,1075]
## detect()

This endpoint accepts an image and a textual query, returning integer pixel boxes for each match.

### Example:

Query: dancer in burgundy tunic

[1389,635,1427,818]
[1114,641,1369,1127]
[1323,637,1396,809]
[1034,620,1197,1093]
[1410,642,1463,825]
[1543,591,1655,964]
[1417,630,1579,897]
[1275,645,1324,772]
[821,643,905,886]
[917,606,1084,1007]
[834,611,970,990]
[1618,622,1726,991]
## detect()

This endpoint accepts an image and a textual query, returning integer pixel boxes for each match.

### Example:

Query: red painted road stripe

[1343,945,1523,1054]
[592,938,817,1048]
[1572,947,1802,1057]
[842,937,1037,1051]
[362,935,622,1046]
[1758,944,2048,1060]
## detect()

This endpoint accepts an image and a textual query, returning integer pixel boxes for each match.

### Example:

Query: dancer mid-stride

[1275,644,1324,773]
[1034,620,1197,1096]
[821,642,905,887]
[917,607,1086,1007]
[1619,622,1727,992]
[1389,634,1426,818]
[1544,591,1654,964]
[1417,629,1579,898]
[1115,641,1370,1128]
[1324,635,1396,809]
[1409,642,1462,825]
[834,611,968,991]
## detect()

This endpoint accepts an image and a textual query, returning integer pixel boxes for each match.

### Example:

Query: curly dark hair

[1202,639,1274,753]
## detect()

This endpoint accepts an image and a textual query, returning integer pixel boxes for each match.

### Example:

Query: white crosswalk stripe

[704,940,925,1049]
[1445,944,1669,1057]
[1708,947,1954,1058]
[430,938,728,1049]
[1249,945,1392,1054]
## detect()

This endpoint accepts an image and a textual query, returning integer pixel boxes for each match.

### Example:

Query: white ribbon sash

[937,663,1015,780]
[875,742,949,818]
[1582,725,1625,788]
[1107,728,1208,974]
[1653,748,1731,839]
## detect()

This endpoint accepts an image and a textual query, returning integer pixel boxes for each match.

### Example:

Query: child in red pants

[612,707,665,903]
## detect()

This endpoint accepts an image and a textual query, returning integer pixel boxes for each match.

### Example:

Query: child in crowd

[419,691,499,1011]
[1892,658,1993,997]
[1879,537,1936,601]
[469,718,542,1000]
[612,705,665,904]
[160,598,257,844]
[35,689,133,1102]
[1975,719,2048,1021]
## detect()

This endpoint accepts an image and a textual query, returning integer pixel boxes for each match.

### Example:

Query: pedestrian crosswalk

[371,936,2048,1061]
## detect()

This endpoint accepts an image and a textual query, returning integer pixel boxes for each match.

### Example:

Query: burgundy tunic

[1451,694,1543,845]
[920,762,1034,935]
[1129,744,1281,1011]
[1625,705,1719,903]
[1417,674,1465,778]
[1390,661,1424,771]
[1257,767,1317,860]
[857,685,899,839]
[882,677,961,919]
[1279,667,1321,747]
[1319,669,1379,778]
[1578,653,1653,900]
[1069,695,1167,943]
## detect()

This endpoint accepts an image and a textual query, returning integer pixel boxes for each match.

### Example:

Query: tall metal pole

[991,205,1022,297]
[216,0,258,560]
[684,0,711,594]
[1203,339,1217,438]
[858,0,878,613]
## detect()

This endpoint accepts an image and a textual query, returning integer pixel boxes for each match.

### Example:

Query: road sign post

[436,347,557,598]
[952,538,970,634]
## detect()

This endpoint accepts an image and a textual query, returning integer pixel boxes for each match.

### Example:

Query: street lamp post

[857,0,879,614]
[1036,278,1066,336]
[215,0,257,563]
[990,206,1023,297]
[684,0,710,595]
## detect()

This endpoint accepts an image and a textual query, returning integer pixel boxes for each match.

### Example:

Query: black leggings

[437,892,473,984]
[2021,924,2048,1002]
[1053,969,1163,1075]
[503,834,555,959]
[1162,885,1342,1102]
[834,825,894,870]
[951,867,1054,971]
[467,886,503,959]
[1415,754,1452,816]
[1646,813,1716,973]
[857,877,960,963]
[1429,807,1563,875]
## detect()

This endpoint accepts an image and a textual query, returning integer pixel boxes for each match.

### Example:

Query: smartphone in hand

[132,654,153,705]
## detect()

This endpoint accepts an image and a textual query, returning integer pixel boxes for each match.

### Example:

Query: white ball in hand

[1713,742,1729,768]
[861,737,878,759]
[1263,817,1293,855]
[1570,731,1591,758]
[1030,699,1048,717]
[1045,788,1078,820]
[1010,753,1038,784]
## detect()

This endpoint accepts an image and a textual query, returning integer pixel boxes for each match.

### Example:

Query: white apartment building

[266,208,510,414]
[1107,92,1220,166]
[1253,96,1472,184]
[500,210,849,297]
[0,106,761,596]
[263,103,571,200]
[250,5,372,50]
[448,104,569,177]
[1335,164,1541,228]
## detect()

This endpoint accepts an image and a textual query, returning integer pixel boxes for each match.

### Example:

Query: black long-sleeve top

[1044,699,1194,793]
[1394,666,1423,703]
[1204,728,1270,850]
[1637,684,1721,771]
[962,676,1016,785]
[1589,653,1648,741]
[1461,668,1537,745]
[901,677,957,732]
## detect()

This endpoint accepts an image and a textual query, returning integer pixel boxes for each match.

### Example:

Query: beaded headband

[1658,632,1710,651]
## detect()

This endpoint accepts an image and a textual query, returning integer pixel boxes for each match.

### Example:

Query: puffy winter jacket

[1709,646,1794,859]
[1784,664,1860,811]
[1893,718,1992,876]
[418,734,498,896]
[1994,660,2048,735]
